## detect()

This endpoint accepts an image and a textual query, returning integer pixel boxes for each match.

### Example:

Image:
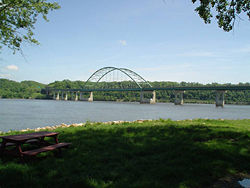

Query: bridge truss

[43,66,250,107]
[83,67,152,89]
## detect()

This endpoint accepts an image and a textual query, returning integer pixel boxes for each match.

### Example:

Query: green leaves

[0,1,249,53]
[0,0,60,53]
[192,0,250,32]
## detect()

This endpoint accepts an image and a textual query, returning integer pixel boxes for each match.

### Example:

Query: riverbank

[0,119,249,187]
[0,119,148,134]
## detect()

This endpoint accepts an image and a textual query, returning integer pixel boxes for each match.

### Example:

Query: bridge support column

[79,92,93,102]
[215,90,226,107]
[75,92,78,101]
[151,90,156,104]
[71,92,74,100]
[64,93,68,101]
[56,92,60,100]
[89,92,93,102]
[174,91,184,105]
[140,90,156,104]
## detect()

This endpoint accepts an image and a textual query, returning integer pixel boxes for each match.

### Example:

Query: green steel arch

[84,67,152,89]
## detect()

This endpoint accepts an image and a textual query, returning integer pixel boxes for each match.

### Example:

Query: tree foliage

[1,78,249,104]
[0,1,249,53]
[0,0,60,53]
[192,0,250,31]
[47,80,250,104]
[0,79,45,99]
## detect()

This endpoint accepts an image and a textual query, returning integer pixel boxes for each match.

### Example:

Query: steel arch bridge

[42,66,250,106]
[83,67,152,89]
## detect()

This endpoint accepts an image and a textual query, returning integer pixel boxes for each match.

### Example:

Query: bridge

[43,67,250,107]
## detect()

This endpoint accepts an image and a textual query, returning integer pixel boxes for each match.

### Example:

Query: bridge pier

[215,90,226,107]
[140,90,156,104]
[174,91,184,105]
[89,92,93,102]
[64,93,68,100]
[56,92,60,100]
[79,92,93,102]
[75,92,78,101]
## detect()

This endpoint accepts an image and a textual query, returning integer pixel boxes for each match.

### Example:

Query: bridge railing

[43,85,250,93]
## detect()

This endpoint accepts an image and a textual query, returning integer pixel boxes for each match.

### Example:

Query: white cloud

[6,65,18,71]
[119,40,127,46]
[0,74,12,78]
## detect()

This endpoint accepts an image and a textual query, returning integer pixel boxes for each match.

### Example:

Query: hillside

[0,79,250,104]
[48,80,250,104]
[0,79,45,99]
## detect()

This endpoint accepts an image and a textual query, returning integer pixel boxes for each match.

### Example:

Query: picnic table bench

[0,131,71,159]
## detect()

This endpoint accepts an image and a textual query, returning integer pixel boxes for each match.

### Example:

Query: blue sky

[0,0,250,84]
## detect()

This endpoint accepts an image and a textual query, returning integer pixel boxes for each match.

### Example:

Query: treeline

[1,79,250,104]
[0,79,45,99]
[47,80,250,104]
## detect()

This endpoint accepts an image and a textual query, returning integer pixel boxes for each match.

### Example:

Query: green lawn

[0,119,249,188]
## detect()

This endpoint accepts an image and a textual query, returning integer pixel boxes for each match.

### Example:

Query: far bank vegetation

[0,79,249,105]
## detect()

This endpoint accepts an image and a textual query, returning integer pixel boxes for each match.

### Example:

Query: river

[0,99,249,132]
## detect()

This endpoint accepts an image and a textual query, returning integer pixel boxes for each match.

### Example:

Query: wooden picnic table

[0,131,70,159]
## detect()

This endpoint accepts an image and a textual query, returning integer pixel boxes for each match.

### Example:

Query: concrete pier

[174,91,184,105]
[89,92,93,102]
[140,90,156,104]
[80,91,93,102]
[56,92,60,100]
[75,92,78,101]
[216,90,226,107]
[64,93,68,101]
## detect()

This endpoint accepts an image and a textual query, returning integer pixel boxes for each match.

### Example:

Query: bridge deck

[44,85,250,92]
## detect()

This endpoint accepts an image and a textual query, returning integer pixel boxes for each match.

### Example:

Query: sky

[0,0,250,84]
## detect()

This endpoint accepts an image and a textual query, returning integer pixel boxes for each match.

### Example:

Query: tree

[0,0,60,53]
[0,1,249,54]
[192,0,250,31]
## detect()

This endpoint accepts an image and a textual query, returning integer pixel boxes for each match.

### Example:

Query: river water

[0,99,249,132]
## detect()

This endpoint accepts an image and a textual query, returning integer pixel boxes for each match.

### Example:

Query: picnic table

[0,131,71,159]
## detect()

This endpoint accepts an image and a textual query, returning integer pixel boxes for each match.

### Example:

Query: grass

[0,119,249,188]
